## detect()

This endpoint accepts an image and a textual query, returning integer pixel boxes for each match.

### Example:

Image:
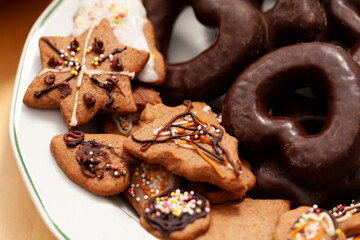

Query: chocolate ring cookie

[223,43,360,186]
[145,0,326,105]
[146,0,266,105]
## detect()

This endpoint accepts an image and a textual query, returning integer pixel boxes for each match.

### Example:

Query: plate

[8,0,218,239]
[12,1,351,240]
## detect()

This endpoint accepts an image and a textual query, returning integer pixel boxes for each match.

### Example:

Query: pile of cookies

[23,0,360,239]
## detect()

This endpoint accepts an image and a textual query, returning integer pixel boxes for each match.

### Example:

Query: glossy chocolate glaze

[161,0,266,105]
[327,0,360,47]
[271,92,327,135]
[223,43,360,186]
[324,0,360,65]
[250,153,360,208]
[144,0,326,105]
[264,0,326,49]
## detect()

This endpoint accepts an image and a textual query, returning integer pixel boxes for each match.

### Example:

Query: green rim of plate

[12,0,69,239]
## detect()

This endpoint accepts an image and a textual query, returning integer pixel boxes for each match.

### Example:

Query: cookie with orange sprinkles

[123,101,255,194]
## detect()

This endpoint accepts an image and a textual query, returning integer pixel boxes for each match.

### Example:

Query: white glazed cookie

[72,0,166,85]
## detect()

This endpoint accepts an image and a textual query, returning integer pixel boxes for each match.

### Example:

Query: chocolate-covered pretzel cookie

[223,43,360,186]
[145,0,326,105]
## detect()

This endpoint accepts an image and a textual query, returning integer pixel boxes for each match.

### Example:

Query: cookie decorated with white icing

[23,19,149,129]
[72,0,166,85]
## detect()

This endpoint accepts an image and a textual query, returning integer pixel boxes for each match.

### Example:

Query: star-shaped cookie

[23,19,150,129]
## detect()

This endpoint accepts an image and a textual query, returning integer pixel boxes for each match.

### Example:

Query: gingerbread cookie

[197,197,290,240]
[23,19,150,129]
[72,0,166,85]
[140,189,211,240]
[187,160,255,204]
[330,200,360,237]
[101,83,162,136]
[124,101,255,194]
[125,161,182,215]
[50,131,134,196]
[274,205,346,240]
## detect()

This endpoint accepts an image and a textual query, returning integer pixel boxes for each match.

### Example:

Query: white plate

[13,1,352,240]
[8,0,217,239]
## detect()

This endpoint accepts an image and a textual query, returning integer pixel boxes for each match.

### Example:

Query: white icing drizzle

[70,92,79,127]
[72,0,159,83]
[202,105,212,114]
[112,113,133,136]
[335,202,360,222]
[77,26,95,87]
[85,69,135,79]
[37,67,71,77]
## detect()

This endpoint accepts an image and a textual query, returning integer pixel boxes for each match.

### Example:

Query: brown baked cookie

[132,83,162,111]
[140,189,211,240]
[197,197,290,240]
[274,205,346,240]
[23,19,150,129]
[125,160,182,215]
[50,131,135,196]
[330,199,360,237]
[187,160,255,204]
[71,0,166,85]
[124,101,253,194]
[101,83,162,136]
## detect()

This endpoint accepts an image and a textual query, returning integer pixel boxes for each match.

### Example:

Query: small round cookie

[50,131,134,196]
[274,205,346,240]
[223,42,360,186]
[140,189,211,240]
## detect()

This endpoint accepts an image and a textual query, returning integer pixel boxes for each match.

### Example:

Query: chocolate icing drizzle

[63,131,84,147]
[42,38,71,63]
[34,69,79,98]
[131,100,239,176]
[36,37,127,110]
[90,76,124,109]
[101,47,127,63]
[74,139,125,178]
[331,199,360,220]
[143,189,207,237]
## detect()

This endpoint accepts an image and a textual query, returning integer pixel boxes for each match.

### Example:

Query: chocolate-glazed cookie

[156,0,266,105]
[271,92,327,135]
[223,43,360,186]
[145,0,326,105]
[250,153,360,208]
[325,0,360,65]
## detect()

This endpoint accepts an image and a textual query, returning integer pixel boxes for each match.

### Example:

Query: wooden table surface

[0,0,56,239]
